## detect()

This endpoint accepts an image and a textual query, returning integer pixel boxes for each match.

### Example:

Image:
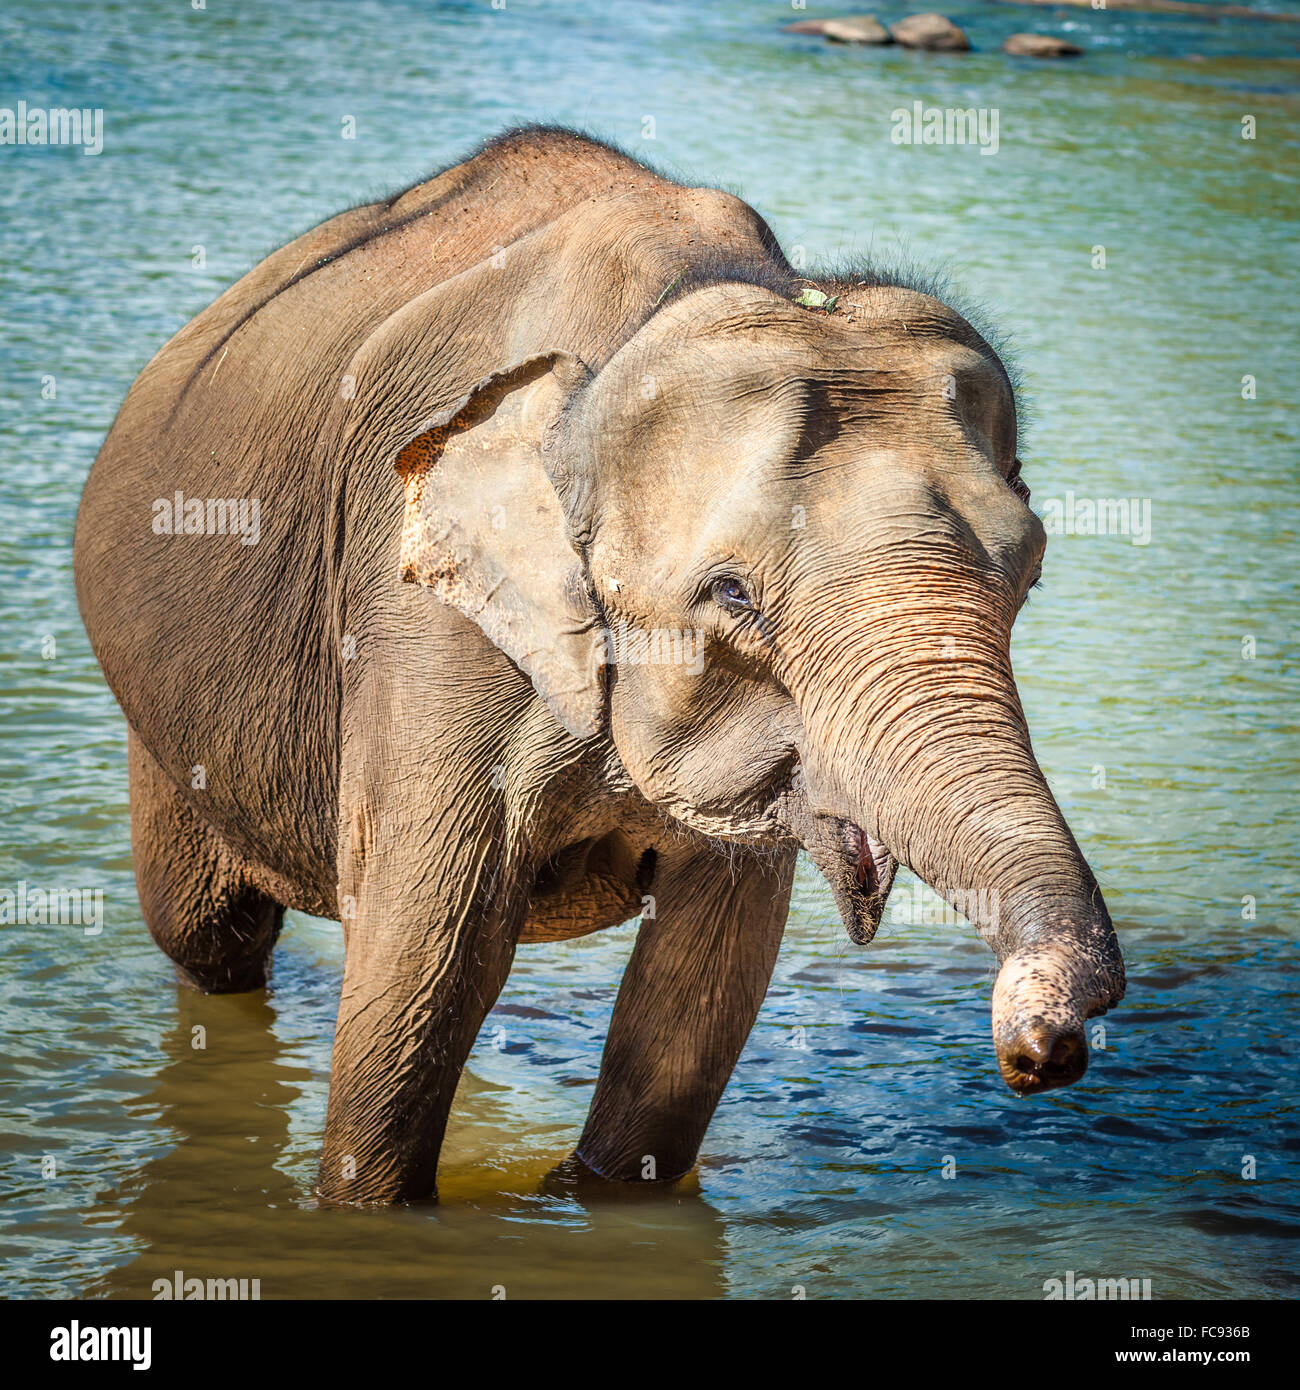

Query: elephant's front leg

[317,807,517,1205]
[575,844,796,1183]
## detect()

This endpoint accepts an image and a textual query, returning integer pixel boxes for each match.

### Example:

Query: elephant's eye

[712,576,755,615]
[1007,457,1031,504]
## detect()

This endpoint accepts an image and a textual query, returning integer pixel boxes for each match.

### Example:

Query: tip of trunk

[991,939,1125,1095]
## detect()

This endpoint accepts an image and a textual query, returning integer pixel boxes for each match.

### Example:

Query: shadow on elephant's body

[82,983,728,1300]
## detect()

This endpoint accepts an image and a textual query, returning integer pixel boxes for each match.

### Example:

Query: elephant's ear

[394,351,606,740]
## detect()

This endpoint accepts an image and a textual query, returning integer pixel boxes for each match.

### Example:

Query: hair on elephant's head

[395,265,1124,1098]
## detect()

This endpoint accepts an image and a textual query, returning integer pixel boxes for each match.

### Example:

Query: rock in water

[1002,32,1085,57]
[889,13,971,50]
[782,15,893,44]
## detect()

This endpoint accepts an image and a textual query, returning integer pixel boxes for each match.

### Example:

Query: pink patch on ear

[394,429,442,484]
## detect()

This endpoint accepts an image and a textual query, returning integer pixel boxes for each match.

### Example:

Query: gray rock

[1002,32,1085,57]
[889,13,971,50]
[782,15,893,44]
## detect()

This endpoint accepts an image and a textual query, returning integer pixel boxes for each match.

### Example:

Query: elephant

[74,125,1125,1205]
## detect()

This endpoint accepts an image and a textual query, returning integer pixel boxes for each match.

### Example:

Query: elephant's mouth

[800,817,898,946]
[840,822,899,944]
[772,777,899,944]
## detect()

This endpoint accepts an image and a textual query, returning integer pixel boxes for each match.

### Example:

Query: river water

[1,0,1297,1299]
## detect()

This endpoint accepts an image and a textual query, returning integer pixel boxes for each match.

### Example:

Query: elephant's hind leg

[128,730,284,993]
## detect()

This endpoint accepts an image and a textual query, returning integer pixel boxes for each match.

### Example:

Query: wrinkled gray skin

[75,127,1125,1204]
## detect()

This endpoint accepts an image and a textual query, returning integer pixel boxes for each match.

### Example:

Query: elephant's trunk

[784,553,1126,1093]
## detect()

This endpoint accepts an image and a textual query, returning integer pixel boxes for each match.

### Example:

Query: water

[1,0,1297,1300]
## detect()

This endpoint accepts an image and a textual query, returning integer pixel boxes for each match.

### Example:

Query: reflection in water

[86,988,303,1299]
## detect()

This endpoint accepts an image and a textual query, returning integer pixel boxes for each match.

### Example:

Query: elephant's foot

[540,1152,696,1201]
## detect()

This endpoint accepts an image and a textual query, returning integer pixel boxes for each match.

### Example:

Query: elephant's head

[393,273,1125,1096]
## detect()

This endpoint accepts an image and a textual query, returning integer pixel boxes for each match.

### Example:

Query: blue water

[1,0,1297,1298]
